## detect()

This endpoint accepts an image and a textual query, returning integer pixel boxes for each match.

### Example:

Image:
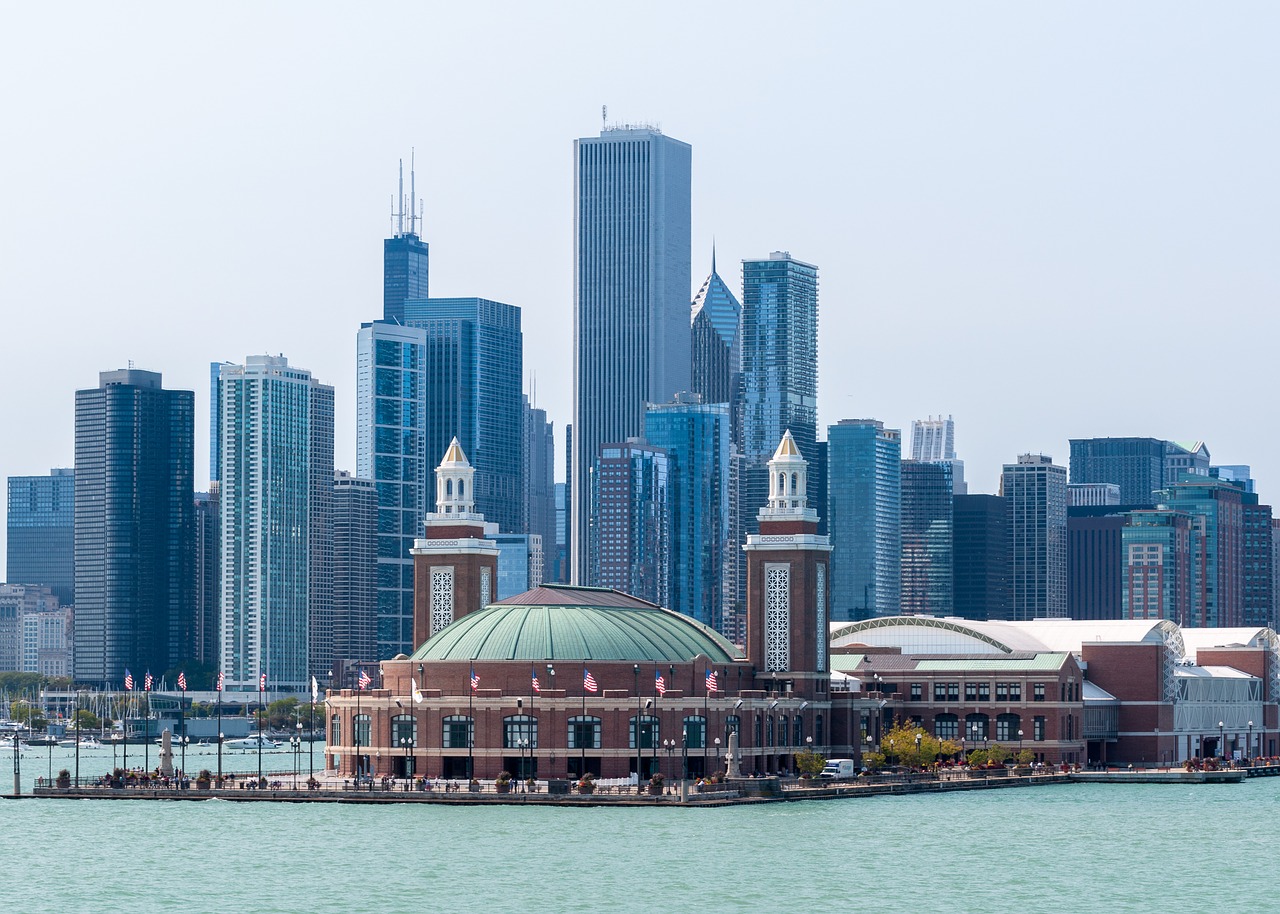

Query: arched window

[446,479,453,496]
[392,714,417,748]
[793,716,803,746]
[458,479,465,498]
[568,716,601,750]
[725,715,741,738]
[629,715,659,750]
[330,714,341,746]
[934,713,959,741]
[754,715,763,748]
[442,715,473,749]
[996,713,1021,743]
[767,716,775,747]
[503,714,538,749]
[778,472,786,493]
[683,716,706,749]
[965,713,989,741]
[790,473,798,494]
[353,714,371,747]
[815,714,824,746]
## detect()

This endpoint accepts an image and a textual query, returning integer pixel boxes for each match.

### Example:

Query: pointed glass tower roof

[690,246,742,350]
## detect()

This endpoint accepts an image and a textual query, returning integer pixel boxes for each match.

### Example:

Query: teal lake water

[2,746,1275,912]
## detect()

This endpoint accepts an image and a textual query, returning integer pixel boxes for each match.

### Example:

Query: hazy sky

[3,3,1279,578]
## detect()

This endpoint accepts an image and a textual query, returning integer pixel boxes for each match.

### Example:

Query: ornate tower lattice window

[816,563,827,672]
[480,568,492,609]
[765,563,791,672]
[431,567,455,635]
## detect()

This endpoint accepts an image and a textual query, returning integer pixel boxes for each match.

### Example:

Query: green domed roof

[409,585,744,664]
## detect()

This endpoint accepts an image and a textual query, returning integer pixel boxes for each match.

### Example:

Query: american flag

[583,667,598,693]
[470,666,480,691]
[258,672,267,692]
[144,671,153,692]
[531,667,540,693]
[358,669,372,690]
[177,671,187,691]
[655,668,666,696]
[215,670,224,692]
[705,669,718,692]
[124,669,134,691]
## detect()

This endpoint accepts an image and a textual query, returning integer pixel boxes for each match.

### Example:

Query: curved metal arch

[829,616,1014,654]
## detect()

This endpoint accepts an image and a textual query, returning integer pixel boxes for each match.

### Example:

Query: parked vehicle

[819,758,857,779]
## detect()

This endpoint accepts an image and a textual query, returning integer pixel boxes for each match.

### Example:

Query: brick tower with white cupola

[411,438,500,650]
[744,430,832,699]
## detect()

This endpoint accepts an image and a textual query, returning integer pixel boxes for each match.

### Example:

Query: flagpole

[704,668,710,774]
[143,677,150,774]
[580,668,586,778]
[216,681,222,785]
[180,677,186,782]
[309,677,315,783]
[257,675,264,787]
[355,668,362,781]
[467,667,474,781]
[122,678,128,780]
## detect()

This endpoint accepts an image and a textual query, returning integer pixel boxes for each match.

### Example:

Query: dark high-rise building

[333,471,379,672]
[1001,454,1068,620]
[644,396,731,632]
[690,250,742,410]
[827,419,900,621]
[953,494,1010,621]
[1066,506,1142,621]
[383,157,429,324]
[1069,437,1166,507]
[571,126,691,584]
[74,369,195,685]
[522,395,556,582]
[589,441,670,607]
[403,297,523,534]
[900,460,954,616]
[193,487,220,671]
[1242,495,1274,629]
[1162,477,1244,627]
[6,468,75,606]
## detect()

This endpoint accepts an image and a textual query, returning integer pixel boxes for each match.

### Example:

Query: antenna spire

[602,104,607,130]
[410,147,417,236]
[397,158,404,236]
[711,237,717,275]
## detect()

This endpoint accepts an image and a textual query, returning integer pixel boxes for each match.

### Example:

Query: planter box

[495,782,511,794]
[648,784,663,795]
[579,784,595,795]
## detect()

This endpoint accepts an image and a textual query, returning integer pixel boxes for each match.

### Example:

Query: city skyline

[3,5,1280,581]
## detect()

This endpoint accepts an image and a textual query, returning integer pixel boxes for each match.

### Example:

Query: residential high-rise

[690,249,742,411]
[827,419,900,621]
[953,494,1011,621]
[7,468,75,606]
[0,584,66,674]
[74,368,195,685]
[900,460,954,616]
[1069,437,1166,507]
[571,126,691,583]
[403,297,523,534]
[333,471,379,672]
[1121,509,1194,624]
[1241,495,1273,629]
[1067,506,1138,621]
[553,482,569,585]
[522,395,556,581]
[356,321,429,660]
[909,416,966,495]
[193,487,220,671]
[1001,454,1068,620]
[1161,476,1243,628]
[218,356,333,692]
[383,157,429,324]
[644,396,731,632]
[589,440,670,607]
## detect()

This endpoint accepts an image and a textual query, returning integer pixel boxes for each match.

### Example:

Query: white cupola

[766,429,809,514]
[435,437,476,516]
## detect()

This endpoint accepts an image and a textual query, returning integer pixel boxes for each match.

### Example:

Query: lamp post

[715,737,722,777]
[663,738,675,777]
[74,690,81,785]
[633,664,641,785]
[290,734,301,789]
[398,736,411,790]
[1247,721,1255,762]
[217,731,224,785]
[546,664,556,777]
[516,697,524,784]
[1219,721,1226,761]
[11,725,19,797]
[1018,729,1024,756]
[681,731,688,782]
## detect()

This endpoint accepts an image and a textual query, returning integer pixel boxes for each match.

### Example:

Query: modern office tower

[589,440,670,607]
[1000,454,1068,620]
[1068,483,1121,507]
[1069,437,1166,506]
[1213,465,1255,493]
[1121,509,1194,624]
[1067,506,1136,621]
[553,482,568,584]
[900,460,954,616]
[193,488,220,670]
[690,249,742,411]
[74,369,195,686]
[208,361,234,484]
[827,419,901,621]
[1164,440,1211,485]
[644,396,731,631]
[0,584,64,673]
[571,126,691,583]
[493,533,544,598]
[383,156,429,324]
[953,494,1011,621]
[522,395,556,581]
[218,356,333,692]
[741,252,819,529]
[1241,496,1274,629]
[1272,518,1280,630]
[563,425,572,581]
[1161,477,1244,628]
[909,416,966,495]
[333,471,379,673]
[6,468,75,605]
[402,297,523,534]
[356,321,428,659]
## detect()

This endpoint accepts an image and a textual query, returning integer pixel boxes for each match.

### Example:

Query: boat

[225,735,279,750]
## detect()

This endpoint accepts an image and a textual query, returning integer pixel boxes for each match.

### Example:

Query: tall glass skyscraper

[1069,437,1166,507]
[644,397,731,631]
[1001,454,1068,620]
[690,250,742,410]
[7,468,75,606]
[333,470,379,668]
[589,441,670,607]
[218,356,333,692]
[74,369,194,686]
[383,158,429,324]
[900,460,954,616]
[356,321,428,659]
[1161,476,1244,627]
[827,419,900,621]
[572,126,691,583]
[739,251,819,606]
[403,297,524,535]
[523,396,556,582]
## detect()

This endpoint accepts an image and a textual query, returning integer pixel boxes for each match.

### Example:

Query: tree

[879,718,961,769]
[795,749,827,778]
[986,742,1012,765]
[9,700,47,731]
[72,709,102,732]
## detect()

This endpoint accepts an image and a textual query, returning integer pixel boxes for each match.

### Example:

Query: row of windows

[906,681,1063,703]
[928,712,1045,742]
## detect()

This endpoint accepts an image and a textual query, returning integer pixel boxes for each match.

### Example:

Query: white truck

[819,758,857,779]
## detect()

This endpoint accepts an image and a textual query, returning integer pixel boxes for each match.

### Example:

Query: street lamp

[1219,721,1225,760]
[546,665,556,777]
[398,736,412,790]
[1018,729,1024,756]
[663,738,675,778]
[715,737,722,777]
[633,664,641,785]
[1248,721,1255,762]
[291,734,302,789]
